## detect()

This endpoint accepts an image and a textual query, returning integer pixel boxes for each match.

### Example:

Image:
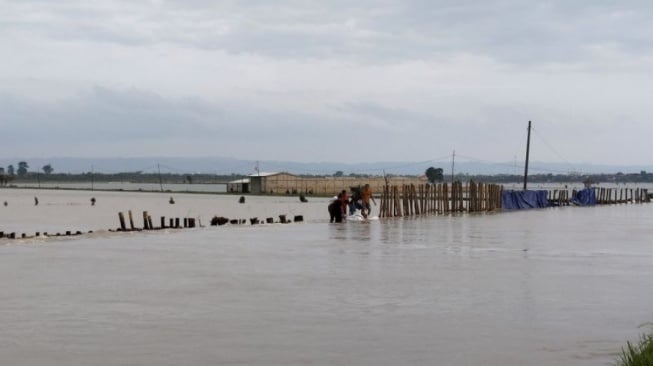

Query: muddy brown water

[1,188,652,365]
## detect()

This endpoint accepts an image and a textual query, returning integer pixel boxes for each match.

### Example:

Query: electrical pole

[523,121,532,190]
[451,150,456,185]
[158,164,163,192]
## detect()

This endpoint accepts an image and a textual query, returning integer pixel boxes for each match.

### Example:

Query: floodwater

[12,181,228,193]
[1,188,653,365]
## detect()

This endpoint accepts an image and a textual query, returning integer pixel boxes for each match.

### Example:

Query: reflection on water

[1,189,653,365]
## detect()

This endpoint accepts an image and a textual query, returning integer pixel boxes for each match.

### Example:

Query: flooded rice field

[1,188,652,365]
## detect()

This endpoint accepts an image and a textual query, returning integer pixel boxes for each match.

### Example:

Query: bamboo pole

[128,210,135,231]
[118,212,126,231]
[143,211,150,230]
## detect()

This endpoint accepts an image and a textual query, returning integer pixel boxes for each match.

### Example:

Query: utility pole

[523,121,532,190]
[91,165,94,191]
[158,164,163,192]
[451,150,456,185]
[255,161,262,193]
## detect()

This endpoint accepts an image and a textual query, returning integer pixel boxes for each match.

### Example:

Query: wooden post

[395,185,402,216]
[404,185,409,216]
[448,182,452,213]
[468,181,473,212]
[128,210,135,231]
[437,183,442,213]
[421,184,425,214]
[413,184,419,215]
[487,183,492,210]
[473,181,478,212]
[379,185,385,218]
[460,181,465,212]
[143,211,150,230]
[457,182,462,212]
[489,184,494,210]
[450,182,454,212]
[384,184,390,217]
[118,212,126,231]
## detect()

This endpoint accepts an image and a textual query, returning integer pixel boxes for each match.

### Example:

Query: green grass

[617,325,653,366]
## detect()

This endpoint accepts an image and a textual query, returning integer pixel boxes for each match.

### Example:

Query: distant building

[231,171,424,196]
[227,178,250,193]
[248,172,298,194]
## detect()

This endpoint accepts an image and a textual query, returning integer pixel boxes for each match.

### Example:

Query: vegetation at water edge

[616,326,653,366]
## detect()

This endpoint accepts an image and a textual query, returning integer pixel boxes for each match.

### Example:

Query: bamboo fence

[379,181,503,217]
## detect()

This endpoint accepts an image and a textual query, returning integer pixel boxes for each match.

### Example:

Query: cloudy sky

[2,0,653,169]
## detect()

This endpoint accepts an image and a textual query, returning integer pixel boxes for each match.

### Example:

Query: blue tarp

[502,190,550,210]
[570,188,597,206]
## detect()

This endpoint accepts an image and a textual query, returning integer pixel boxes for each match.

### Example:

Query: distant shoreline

[4,170,653,186]
[0,183,343,197]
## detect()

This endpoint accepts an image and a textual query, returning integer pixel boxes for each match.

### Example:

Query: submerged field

[1,188,652,365]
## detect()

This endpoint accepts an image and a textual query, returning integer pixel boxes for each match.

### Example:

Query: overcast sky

[2,0,653,169]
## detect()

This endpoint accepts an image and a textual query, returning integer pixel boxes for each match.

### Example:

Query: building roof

[228,178,250,184]
[248,172,296,178]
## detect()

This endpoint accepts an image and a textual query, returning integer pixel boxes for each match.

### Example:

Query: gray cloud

[2,1,653,166]
[4,1,651,63]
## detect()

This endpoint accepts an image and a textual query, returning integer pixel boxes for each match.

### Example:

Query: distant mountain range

[1,156,651,176]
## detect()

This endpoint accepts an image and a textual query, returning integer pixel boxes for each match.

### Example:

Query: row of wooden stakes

[116,210,305,232]
[547,187,651,206]
[116,210,199,232]
[210,214,303,226]
[0,230,90,240]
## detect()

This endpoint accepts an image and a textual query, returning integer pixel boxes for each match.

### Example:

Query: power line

[531,127,576,172]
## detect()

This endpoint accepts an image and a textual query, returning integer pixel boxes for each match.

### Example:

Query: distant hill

[1,156,651,176]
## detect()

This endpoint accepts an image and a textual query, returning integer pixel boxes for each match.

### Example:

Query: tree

[7,165,15,176]
[42,164,54,175]
[17,161,29,176]
[425,167,444,183]
[333,171,344,177]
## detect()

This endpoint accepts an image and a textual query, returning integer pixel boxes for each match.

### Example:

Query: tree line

[0,162,55,186]
[3,163,653,186]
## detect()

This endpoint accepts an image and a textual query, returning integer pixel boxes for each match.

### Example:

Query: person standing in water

[338,190,348,219]
[361,184,376,218]
[348,186,362,215]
